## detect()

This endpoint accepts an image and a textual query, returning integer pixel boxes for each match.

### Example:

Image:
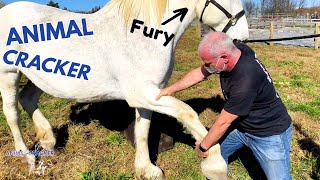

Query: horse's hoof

[136,164,165,180]
[38,131,56,150]
[201,157,228,180]
[25,154,36,174]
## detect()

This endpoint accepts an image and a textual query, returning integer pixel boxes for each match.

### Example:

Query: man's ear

[220,55,229,64]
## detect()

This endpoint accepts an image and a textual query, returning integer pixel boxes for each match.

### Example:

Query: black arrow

[161,8,188,25]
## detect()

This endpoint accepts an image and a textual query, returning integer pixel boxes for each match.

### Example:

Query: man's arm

[196,109,238,157]
[155,66,211,100]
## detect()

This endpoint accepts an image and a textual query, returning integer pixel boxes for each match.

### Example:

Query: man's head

[198,32,241,73]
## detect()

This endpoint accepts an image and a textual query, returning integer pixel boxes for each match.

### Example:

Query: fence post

[315,23,319,50]
[270,21,274,46]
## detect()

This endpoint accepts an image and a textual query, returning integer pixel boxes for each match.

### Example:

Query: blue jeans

[220,123,293,180]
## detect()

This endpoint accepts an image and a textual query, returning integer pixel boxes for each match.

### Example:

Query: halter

[199,0,245,33]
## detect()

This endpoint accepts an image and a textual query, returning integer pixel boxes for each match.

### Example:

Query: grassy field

[0,27,319,179]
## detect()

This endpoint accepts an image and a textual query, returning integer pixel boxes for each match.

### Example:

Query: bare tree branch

[0,1,5,9]
[243,0,257,17]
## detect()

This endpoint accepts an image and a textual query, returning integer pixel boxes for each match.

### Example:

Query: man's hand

[155,87,174,100]
[195,140,209,158]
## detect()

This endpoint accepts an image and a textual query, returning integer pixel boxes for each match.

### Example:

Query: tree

[76,6,101,14]
[296,0,306,9]
[0,1,5,9]
[243,0,257,17]
[261,0,296,14]
[47,0,59,8]
[89,6,101,13]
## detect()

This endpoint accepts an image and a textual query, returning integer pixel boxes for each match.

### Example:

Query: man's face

[203,56,227,73]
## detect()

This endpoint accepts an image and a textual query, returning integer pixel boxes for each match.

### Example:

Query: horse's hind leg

[0,72,35,170]
[134,108,164,180]
[19,80,56,150]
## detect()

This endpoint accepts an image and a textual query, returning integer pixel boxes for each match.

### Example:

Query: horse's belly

[21,65,123,102]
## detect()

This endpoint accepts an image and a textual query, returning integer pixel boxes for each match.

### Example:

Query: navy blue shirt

[220,43,292,136]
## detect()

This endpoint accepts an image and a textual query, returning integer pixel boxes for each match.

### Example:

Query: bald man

[156,32,292,180]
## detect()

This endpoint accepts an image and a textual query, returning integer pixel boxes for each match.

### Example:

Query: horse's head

[195,0,249,40]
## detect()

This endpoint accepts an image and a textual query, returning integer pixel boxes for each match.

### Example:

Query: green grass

[159,143,206,180]
[290,73,311,88]
[78,165,134,180]
[105,132,125,146]
[291,152,318,179]
[78,170,101,180]
[78,161,113,180]
[174,63,188,71]
[277,70,320,120]
[48,99,70,109]
[116,172,134,180]
[0,112,9,131]
[79,169,133,180]
[285,98,320,120]
[278,60,304,67]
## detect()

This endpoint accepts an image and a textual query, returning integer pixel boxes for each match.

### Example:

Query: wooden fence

[315,23,319,49]
[248,18,320,29]
[196,19,320,49]
[248,18,320,49]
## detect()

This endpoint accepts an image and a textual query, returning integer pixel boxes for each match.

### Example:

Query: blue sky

[2,0,318,11]
[2,0,110,11]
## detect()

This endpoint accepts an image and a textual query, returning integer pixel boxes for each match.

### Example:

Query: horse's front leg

[134,108,165,180]
[124,84,227,180]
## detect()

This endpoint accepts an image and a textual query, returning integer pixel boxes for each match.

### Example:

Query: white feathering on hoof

[201,144,228,180]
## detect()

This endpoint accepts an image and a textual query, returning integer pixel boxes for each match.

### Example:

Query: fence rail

[315,23,319,49]
[249,20,320,49]
[248,18,320,29]
[196,19,320,49]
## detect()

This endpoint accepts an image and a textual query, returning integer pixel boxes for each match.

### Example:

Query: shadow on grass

[53,124,69,150]
[294,123,320,179]
[67,95,264,178]
[229,147,267,180]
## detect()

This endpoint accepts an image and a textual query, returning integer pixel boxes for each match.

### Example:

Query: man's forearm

[200,109,238,150]
[200,119,230,150]
[168,66,208,93]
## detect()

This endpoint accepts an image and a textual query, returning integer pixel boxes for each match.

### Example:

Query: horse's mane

[105,0,168,27]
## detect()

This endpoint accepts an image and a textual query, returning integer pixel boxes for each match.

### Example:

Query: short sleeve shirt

[219,43,292,136]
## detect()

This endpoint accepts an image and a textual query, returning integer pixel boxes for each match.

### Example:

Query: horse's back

[0,1,170,104]
[0,2,120,101]
[0,1,77,28]
[0,1,71,55]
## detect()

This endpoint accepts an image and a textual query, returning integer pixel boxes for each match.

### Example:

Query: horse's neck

[164,0,198,47]
[95,0,198,47]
